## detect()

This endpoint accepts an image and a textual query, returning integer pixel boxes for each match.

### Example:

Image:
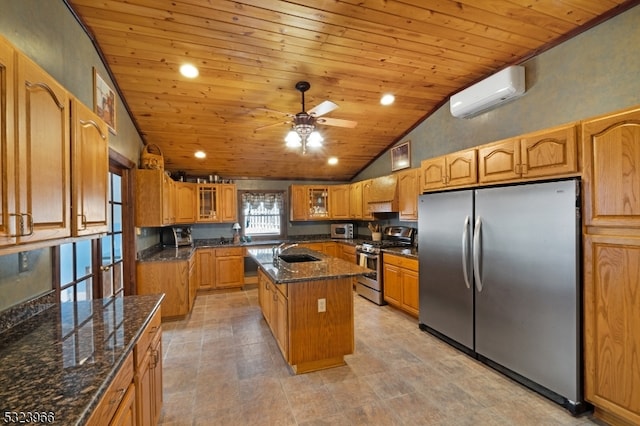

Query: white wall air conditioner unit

[450,65,526,118]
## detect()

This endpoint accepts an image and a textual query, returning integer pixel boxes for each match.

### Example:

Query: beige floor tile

[158,288,601,426]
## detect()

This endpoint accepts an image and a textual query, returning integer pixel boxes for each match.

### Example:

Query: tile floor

[159,288,602,425]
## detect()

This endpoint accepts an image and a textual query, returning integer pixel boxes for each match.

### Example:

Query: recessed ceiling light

[380,93,395,106]
[194,151,206,159]
[328,157,338,165]
[180,63,199,78]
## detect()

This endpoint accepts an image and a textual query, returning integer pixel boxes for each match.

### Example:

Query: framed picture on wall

[391,140,411,171]
[93,67,117,134]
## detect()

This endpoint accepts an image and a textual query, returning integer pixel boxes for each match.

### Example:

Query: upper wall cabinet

[582,107,640,229]
[136,169,174,227]
[70,98,109,236]
[0,38,16,247]
[421,148,477,192]
[478,123,578,184]
[397,168,419,221]
[16,52,71,244]
[329,184,350,219]
[349,181,363,220]
[196,183,237,223]
[289,185,330,221]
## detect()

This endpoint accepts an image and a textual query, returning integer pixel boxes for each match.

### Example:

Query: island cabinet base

[259,269,354,374]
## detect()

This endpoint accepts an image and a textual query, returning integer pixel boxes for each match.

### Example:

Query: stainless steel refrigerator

[418,179,585,414]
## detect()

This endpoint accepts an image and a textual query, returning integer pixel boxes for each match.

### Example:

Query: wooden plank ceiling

[65,0,635,181]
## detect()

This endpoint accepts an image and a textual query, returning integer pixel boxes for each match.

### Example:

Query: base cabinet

[137,258,195,319]
[86,352,135,426]
[135,309,163,426]
[383,254,419,317]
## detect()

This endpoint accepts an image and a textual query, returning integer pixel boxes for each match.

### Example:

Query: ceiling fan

[256,81,357,153]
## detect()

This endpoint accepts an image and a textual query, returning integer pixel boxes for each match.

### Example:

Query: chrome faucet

[272,242,298,262]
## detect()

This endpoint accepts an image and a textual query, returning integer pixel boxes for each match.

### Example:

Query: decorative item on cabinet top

[140,144,164,170]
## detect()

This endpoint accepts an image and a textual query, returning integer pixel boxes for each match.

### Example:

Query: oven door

[356,251,381,287]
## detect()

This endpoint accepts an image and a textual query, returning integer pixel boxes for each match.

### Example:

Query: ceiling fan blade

[308,100,338,117]
[254,120,291,131]
[316,117,358,128]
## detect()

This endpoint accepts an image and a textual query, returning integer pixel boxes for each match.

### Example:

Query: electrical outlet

[317,298,326,313]
[18,252,29,272]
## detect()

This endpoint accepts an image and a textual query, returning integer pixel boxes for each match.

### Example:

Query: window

[100,171,124,298]
[240,191,285,239]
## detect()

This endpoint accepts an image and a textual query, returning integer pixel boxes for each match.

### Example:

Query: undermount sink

[278,254,320,263]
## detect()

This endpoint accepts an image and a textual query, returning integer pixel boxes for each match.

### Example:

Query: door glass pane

[60,243,73,284]
[114,234,122,262]
[101,236,112,266]
[76,279,92,302]
[102,269,113,298]
[112,204,122,232]
[76,239,92,279]
[112,174,121,202]
[60,286,74,303]
[113,263,123,295]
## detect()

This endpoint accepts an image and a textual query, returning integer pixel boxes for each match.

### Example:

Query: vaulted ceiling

[65,0,636,181]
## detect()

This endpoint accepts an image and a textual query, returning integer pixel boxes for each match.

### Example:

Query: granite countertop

[0,294,164,426]
[137,236,366,263]
[381,246,419,259]
[247,246,371,284]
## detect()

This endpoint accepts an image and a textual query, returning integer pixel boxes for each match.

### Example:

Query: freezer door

[474,179,580,402]
[419,191,474,351]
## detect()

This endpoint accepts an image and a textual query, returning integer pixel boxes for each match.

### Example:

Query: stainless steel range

[355,226,415,305]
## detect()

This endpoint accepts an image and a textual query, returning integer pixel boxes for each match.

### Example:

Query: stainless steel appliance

[160,226,193,247]
[418,179,585,414]
[356,226,414,305]
[331,223,354,239]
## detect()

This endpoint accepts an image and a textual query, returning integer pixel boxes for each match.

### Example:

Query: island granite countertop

[0,294,164,426]
[247,246,370,284]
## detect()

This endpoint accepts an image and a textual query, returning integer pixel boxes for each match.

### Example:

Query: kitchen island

[248,247,370,374]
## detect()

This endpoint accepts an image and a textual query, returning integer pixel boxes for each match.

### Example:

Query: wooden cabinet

[0,38,16,246]
[219,183,238,222]
[135,169,174,227]
[338,243,356,263]
[70,98,109,236]
[5,50,70,245]
[329,184,350,219]
[214,247,244,289]
[196,183,237,223]
[134,308,163,426]
[397,168,419,221]
[582,106,640,426]
[383,253,419,317]
[289,185,330,221]
[421,148,477,191]
[299,242,337,256]
[174,182,197,224]
[196,184,218,222]
[137,258,194,319]
[349,181,363,219]
[478,123,578,183]
[110,382,136,426]
[258,268,289,356]
[196,248,216,290]
[361,179,374,220]
[86,351,135,426]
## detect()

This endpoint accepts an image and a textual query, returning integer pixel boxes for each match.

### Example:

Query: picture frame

[391,140,411,171]
[93,67,117,134]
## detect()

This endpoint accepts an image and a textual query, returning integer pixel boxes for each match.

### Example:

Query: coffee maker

[161,226,193,247]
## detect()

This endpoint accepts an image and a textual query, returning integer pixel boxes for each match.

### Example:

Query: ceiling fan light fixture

[306,131,323,147]
[285,130,302,147]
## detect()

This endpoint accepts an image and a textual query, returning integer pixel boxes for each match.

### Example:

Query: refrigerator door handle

[473,216,484,292]
[461,215,471,289]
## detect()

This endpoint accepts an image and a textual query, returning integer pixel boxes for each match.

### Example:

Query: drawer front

[383,254,418,271]
[87,351,134,426]
[135,309,161,367]
[216,247,244,257]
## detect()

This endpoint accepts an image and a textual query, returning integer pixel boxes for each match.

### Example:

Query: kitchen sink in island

[247,247,370,374]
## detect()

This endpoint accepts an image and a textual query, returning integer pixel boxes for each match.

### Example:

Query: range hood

[368,175,398,213]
